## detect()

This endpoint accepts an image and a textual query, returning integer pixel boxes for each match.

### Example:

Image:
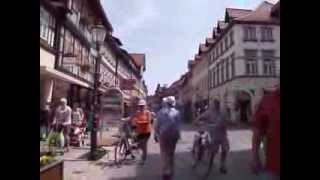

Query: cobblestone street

[62,124,269,180]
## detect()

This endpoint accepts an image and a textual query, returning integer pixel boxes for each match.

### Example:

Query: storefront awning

[40,66,90,88]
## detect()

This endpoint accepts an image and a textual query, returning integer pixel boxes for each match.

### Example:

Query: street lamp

[90,24,106,160]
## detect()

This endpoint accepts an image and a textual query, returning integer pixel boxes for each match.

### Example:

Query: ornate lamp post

[90,24,106,160]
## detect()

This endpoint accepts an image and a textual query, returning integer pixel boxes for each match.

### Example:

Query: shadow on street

[103,148,264,180]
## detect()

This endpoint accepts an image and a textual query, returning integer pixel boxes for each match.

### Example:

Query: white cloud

[115,0,159,38]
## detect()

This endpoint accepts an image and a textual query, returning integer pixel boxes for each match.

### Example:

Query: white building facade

[207,1,280,124]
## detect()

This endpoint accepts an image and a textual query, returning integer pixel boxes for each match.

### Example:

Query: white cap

[138,99,146,106]
[60,98,67,104]
[166,96,176,106]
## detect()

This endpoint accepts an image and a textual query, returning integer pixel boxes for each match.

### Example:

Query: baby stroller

[70,117,86,147]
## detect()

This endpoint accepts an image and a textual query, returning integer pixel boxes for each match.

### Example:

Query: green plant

[40,155,56,167]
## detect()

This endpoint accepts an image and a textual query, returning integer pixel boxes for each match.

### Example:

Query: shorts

[62,125,71,136]
[137,133,151,141]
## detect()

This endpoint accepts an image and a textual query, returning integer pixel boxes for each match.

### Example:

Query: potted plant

[40,154,64,180]
[40,130,64,180]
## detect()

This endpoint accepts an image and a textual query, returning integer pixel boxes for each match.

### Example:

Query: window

[64,30,74,55]
[221,60,225,83]
[244,50,258,75]
[243,26,257,41]
[230,30,234,46]
[210,50,214,63]
[261,27,274,41]
[40,6,56,47]
[262,50,276,76]
[216,46,219,58]
[231,53,235,77]
[226,58,230,80]
[72,0,82,13]
[212,50,215,61]
[212,68,216,87]
[211,69,214,88]
[208,70,211,88]
[225,36,229,50]
[220,42,223,54]
[217,63,220,85]
[74,39,82,62]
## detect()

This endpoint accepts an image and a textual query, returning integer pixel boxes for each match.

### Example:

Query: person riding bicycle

[191,119,210,167]
[196,99,230,176]
[130,99,152,165]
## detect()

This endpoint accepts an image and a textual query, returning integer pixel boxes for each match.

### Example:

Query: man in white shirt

[52,98,72,152]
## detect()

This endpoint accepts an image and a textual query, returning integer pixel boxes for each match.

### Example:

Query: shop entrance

[236,91,252,124]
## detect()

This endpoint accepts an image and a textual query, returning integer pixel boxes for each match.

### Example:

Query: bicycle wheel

[114,139,128,164]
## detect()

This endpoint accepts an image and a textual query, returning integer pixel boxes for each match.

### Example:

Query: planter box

[40,159,64,180]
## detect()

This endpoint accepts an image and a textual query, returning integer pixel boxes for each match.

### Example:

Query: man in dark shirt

[196,100,230,176]
[40,103,51,140]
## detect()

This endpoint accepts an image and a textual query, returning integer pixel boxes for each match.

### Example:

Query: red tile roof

[226,8,252,19]
[218,20,228,30]
[89,0,114,32]
[199,43,209,54]
[130,53,146,70]
[234,1,279,23]
[271,1,280,16]
[206,38,215,45]
[195,54,201,60]
[213,27,220,36]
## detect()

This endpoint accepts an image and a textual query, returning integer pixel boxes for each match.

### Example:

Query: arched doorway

[235,91,252,124]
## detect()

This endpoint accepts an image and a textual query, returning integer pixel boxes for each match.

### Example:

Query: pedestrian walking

[40,102,51,140]
[196,99,230,176]
[130,99,152,165]
[52,98,72,152]
[154,96,181,180]
[72,103,83,125]
[85,105,94,136]
[251,86,280,180]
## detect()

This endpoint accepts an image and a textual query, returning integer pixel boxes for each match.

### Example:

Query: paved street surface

[63,124,267,180]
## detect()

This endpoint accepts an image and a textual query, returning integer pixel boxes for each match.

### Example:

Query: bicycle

[114,118,139,165]
[191,122,211,169]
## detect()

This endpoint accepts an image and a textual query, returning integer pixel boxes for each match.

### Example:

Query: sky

[102,0,278,95]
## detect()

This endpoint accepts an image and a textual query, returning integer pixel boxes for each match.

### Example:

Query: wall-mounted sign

[120,79,136,90]
[100,88,123,121]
